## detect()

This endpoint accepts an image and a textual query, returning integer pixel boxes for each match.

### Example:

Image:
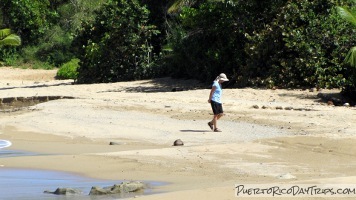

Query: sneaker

[214,128,222,132]
[208,122,214,130]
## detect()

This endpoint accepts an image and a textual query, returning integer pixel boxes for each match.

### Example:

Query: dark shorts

[211,101,223,115]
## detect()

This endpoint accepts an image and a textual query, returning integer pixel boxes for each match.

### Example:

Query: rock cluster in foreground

[44,181,146,196]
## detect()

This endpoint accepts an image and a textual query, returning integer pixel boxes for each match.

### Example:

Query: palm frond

[168,0,188,14]
[0,34,22,46]
[167,0,224,14]
[0,29,12,40]
[336,6,356,27]
[345,46,356,68]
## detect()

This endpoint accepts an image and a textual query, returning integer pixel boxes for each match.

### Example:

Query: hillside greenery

[0,0,356,98]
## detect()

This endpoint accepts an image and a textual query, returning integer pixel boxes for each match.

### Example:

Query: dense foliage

[243,0,354,88]
[164,0,356,89]
[0,0,56,45]
[336,0,356,98]
[1,0,356,99]
[72,0,159,83]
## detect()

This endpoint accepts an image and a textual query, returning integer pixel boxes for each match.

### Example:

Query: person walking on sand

[208,73,229,132]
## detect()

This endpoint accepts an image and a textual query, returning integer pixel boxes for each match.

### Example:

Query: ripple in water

[0,140,12,149]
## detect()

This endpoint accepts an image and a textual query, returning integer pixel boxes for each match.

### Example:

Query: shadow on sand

[99,77,207,93]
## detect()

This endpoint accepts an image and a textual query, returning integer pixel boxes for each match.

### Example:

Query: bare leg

[212,115,218,130]
[210,114,223,131]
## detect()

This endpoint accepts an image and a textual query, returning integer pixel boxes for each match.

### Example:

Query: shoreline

[1,67,356,200]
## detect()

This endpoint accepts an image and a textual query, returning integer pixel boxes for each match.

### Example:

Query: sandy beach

[1,67,356,199]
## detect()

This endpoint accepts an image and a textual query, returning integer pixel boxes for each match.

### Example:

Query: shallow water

[0,149,165,199]
[0,149,38,158]
[0,168,163,200]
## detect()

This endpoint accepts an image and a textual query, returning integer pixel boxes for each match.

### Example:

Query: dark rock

[109,141,121,145]
[261,105,271,109]
[44,188,82,195]
[252,105,259,109]
[173,139,184,146]
[2,97,16,104]
[48,96,62,100]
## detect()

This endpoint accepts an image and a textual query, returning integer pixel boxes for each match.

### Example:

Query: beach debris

[261,105,271,109]
[89,181,146,195]
[252,105,259,109]
[109,141,123,145]
[276,173,296,180]
[173,139,184,146]
[44,188,82,195]
[344,103,350,107]
[275,106,283,110]
[284,106,293,110]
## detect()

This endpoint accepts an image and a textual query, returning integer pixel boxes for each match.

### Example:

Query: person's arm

[208,86,216,103]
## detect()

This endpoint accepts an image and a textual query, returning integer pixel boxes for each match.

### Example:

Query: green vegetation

[0,28,21,66]
[0,29,21,46]
[72,0,159,83]
[337,1,356,67]
[0,0,356,99]
[56,58,79,79]
[336,0,356,99]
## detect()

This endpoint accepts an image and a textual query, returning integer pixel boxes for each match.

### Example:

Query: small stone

[252,105,259,109]
[109,142,122,145]
[343,103,350,107]
[173,139,184,146]
[327,101,334,106]
[262,105,271,109]
[275,106,283,110]
[44,188,82,195]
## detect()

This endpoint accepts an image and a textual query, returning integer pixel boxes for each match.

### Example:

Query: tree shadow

[0,82,72,91]
[278,91,355,106]
[277,92,320,100]
[99,77,207,93]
